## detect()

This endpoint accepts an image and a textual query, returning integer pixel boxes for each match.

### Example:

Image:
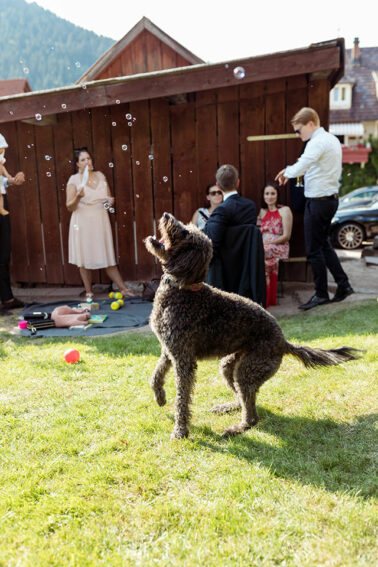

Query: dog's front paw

[153,388,166,406]
[171,426,189,440]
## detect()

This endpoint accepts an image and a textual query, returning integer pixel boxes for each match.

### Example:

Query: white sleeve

[284,138,325,178]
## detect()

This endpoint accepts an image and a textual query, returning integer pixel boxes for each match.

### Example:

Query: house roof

[0,78,32,96]
[330,46,378,122]
[77,17,204,83]
[0,38,344,125]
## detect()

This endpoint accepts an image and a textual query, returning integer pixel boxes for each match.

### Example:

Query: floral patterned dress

[261,208,289,306]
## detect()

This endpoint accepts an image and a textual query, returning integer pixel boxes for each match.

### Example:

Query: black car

[331,196,378,249]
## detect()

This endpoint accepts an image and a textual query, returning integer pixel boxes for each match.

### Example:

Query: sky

[26,0,377,63]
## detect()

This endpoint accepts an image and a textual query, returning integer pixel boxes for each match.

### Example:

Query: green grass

[0,301,377,566]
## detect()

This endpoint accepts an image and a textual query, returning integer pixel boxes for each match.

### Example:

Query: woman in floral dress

[258,182,293,307]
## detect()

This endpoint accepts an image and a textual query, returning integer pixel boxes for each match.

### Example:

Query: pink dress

[261,209,289,306]
[67,171,116,269]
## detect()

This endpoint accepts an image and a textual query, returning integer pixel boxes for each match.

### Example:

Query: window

[330,84,353,109]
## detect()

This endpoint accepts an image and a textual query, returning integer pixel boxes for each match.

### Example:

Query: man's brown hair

[291,107,320,127]
[216,164,239,191]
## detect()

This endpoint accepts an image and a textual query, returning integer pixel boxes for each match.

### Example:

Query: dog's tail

[284,341,362,368]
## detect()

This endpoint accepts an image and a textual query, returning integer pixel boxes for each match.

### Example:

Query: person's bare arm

[270,206,293,244]
[103,172,115,205]
[66,183,84,212]
[191,210,199,226]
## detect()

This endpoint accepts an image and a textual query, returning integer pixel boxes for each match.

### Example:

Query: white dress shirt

[284,127,342,198]
[223,190,238,201]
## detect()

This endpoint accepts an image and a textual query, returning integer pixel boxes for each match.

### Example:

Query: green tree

[0,0,114,90]
[341,137,378,195]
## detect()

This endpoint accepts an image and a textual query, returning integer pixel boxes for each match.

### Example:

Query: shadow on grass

[193,409,377,499]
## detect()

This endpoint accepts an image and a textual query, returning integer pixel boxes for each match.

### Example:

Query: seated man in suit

[204,164,265,305]
[204,164,258,260]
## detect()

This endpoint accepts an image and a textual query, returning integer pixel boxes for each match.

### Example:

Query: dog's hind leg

[150,349,171,407]
[171,358,197,439]
[222,354,281,437]
[211,352,242,414]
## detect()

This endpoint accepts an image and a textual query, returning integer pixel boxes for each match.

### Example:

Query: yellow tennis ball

[114,292,123,299]
[109,292,115,299]
[118,299,124,307]
[111,300,120,310]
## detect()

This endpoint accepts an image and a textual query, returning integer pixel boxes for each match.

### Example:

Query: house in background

[0,78,32,96]
[329,37,378,165]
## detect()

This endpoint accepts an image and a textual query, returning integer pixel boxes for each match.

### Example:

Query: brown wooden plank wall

[4,75,330,286]
[97,30,194,80]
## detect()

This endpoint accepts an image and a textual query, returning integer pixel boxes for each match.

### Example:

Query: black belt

[309,194,338,200]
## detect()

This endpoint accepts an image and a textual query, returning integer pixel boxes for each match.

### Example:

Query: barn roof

[76,17,204,83]
[0,38,344,125]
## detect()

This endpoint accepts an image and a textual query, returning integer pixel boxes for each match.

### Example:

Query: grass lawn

[0,300,377,566]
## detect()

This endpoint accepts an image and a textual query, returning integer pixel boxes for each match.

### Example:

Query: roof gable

[77,17,204,83]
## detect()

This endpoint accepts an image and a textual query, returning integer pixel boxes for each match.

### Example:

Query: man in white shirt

[275,107,353,310]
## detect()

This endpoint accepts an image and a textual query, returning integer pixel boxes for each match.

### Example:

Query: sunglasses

[294,125,303,134]
[209,190,223,196]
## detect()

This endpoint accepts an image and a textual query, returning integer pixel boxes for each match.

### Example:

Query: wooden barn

[0,23,344,287]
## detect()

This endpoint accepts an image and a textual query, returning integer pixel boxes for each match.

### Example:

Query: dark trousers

[0,195,13,302]
[304,198,349,298]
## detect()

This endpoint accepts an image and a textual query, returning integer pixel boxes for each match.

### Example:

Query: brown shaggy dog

[145,213,360,439]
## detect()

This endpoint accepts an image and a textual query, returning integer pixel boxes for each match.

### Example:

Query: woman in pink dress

[258,182,293,307]
[66,148,133,300]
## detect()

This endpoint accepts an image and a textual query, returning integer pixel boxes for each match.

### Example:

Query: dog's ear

[164,239,212,285]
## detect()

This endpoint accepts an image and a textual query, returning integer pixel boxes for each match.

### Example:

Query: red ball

[64,348,80,364]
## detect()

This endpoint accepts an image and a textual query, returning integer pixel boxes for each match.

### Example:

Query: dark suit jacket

[204,193,257,259]
[206,224,266,307]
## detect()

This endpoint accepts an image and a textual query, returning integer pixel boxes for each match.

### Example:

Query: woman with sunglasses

[66,148,134,301]
[191,184,223,230]
[258,181,293,307]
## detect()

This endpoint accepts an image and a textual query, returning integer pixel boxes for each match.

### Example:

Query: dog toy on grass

[64,348,80,363]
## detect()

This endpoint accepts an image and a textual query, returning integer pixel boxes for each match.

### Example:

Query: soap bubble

[136,194,140,198]
[122,145,128,151]
[132,117,136,122]
[125,113,132,120]
[116,99,120,104]
[112,121,117,126]
[45,155,51,160]
[50,46,55,51]
[46,172,51,177]
[233,66,246,80]
[27,144,31,148]
[75,61,81,68]
[128,122,132,127]
[35,113,42,121]
[225,64,229,69]
[136,161,140,166]
[61,103,67,109]
[67,66,71,70]
[73,224,79,231]
[109,162,114,168]
[9,111,14,116]
[163,176,168,182]
[23,67,29,74]
[81,83,87,89]
[148,154,154,160]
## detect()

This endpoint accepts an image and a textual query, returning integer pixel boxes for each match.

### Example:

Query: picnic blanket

[19,297,153,337]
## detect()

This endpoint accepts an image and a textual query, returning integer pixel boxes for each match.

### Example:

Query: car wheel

[336,222,365,249]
